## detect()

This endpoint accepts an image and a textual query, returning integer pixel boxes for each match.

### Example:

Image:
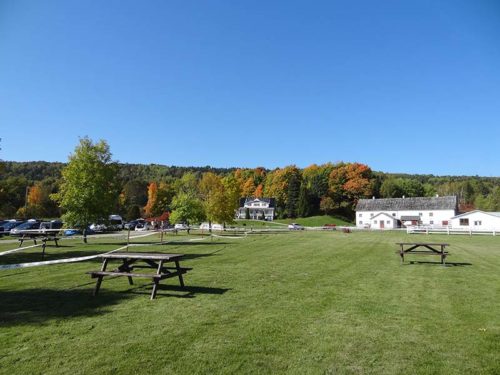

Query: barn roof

[356,196,457,212]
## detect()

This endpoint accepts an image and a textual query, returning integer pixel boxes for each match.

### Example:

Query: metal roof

[356,196,457,212]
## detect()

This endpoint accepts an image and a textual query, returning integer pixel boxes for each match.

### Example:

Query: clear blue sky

[1,0,499,176]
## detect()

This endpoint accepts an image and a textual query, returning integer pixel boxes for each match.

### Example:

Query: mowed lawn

[0,231,499,374]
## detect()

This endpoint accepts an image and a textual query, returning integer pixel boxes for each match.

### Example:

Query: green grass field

[1,231,499,374]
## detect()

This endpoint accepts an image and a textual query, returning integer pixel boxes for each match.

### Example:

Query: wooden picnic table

[87,252,191,300]
[396,242,450,265]
[17,230,60,259]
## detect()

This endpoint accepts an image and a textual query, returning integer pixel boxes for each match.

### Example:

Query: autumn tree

[199,172,240,226]
[329,163,373,208]
[143,182,158,217]
[52,137,119,234]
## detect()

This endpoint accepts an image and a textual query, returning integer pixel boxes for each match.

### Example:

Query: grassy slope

[274,215,353,227]
[0,231,499,374]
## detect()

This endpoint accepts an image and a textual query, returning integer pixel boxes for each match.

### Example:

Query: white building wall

[450,212,500,231]
[356,209,456,228]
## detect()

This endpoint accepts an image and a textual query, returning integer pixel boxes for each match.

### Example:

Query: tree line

[1,138,500,225]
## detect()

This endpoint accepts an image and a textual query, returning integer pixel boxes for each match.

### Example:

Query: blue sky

[1,0,499,176]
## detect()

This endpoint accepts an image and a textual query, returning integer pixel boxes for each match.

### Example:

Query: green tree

[169,192,205,224]
[51,138,119,237]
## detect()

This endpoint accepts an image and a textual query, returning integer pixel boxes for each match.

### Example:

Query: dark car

[0,220,23,236]
[124,219,145,230]
[10,220,42,236]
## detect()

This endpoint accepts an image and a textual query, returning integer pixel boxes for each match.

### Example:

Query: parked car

[174,223,189,230]
[0,220,22,237]
[63,227,95,236]
[288,223,304,230]
[40,220,63,230]
[199,223,223,231]
[89,222,107,233]
[108,214,124,231]
[135,222,152,231]
[10,219,41,236]
[124,219,145,230]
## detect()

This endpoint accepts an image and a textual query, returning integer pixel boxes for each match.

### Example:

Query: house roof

[356,196,457,212]
[239,197,276,208]
[451,210,500,219]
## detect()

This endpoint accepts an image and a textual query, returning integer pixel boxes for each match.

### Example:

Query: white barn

[450,210,500,231]
[355,196,458,229]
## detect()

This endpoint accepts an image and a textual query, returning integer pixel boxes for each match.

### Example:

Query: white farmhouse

[235,198,276,221]
[450,210,500,231]
[355,196,458,229]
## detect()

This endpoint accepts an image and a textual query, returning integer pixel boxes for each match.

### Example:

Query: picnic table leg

[150,260,164,300]
[175,260,185,288]
[54,238,59,247]
[33,238,37,245]
[41,240,46,260]
[118,259,135,285]
[93,259,109,296]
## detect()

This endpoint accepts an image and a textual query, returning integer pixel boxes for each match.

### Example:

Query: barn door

[380,220,385,229]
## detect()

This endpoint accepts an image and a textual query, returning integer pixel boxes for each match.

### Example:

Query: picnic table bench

[396,242,450,265]
[87,252,191,300]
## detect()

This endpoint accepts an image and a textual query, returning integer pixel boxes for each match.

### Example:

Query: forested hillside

[1,160,499,221]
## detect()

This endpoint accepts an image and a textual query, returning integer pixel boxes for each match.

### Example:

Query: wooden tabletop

[99,252,184,260]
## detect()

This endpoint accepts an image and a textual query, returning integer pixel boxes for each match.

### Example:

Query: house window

[374,220,377,224]
[359,221,363,225]
[392,213,396,217]
[429,212,434,217]
[430,220,434,225]
[474,221,482,226]
[359,213,363,217]
[419,213,423,216]
[370,213,374,217]
[459,218,469,226]
[386,221,390,224]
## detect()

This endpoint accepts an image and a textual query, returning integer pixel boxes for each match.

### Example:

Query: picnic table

[17,230,60,259]
[87,252,191,300]
[396,242,450,265]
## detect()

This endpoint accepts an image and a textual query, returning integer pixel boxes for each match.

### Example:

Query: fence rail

[407,226,497,236]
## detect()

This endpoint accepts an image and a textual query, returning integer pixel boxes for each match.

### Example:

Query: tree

[143,182,158,217]
[51,137,119,235]
[199,172,240,225]
[286,171,301,218]
[319,196,335,215]
[169,192,205,224]
[329,163,373,208]
[254,184,264,198]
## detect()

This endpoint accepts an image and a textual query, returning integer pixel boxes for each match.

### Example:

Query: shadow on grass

[0,250,106,265]
[405,261,473,267]
[0,289,133,327]
[128,283,231,299]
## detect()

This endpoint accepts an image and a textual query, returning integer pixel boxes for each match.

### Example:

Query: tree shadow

[0,288,134,327]
[404,261,473,267]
